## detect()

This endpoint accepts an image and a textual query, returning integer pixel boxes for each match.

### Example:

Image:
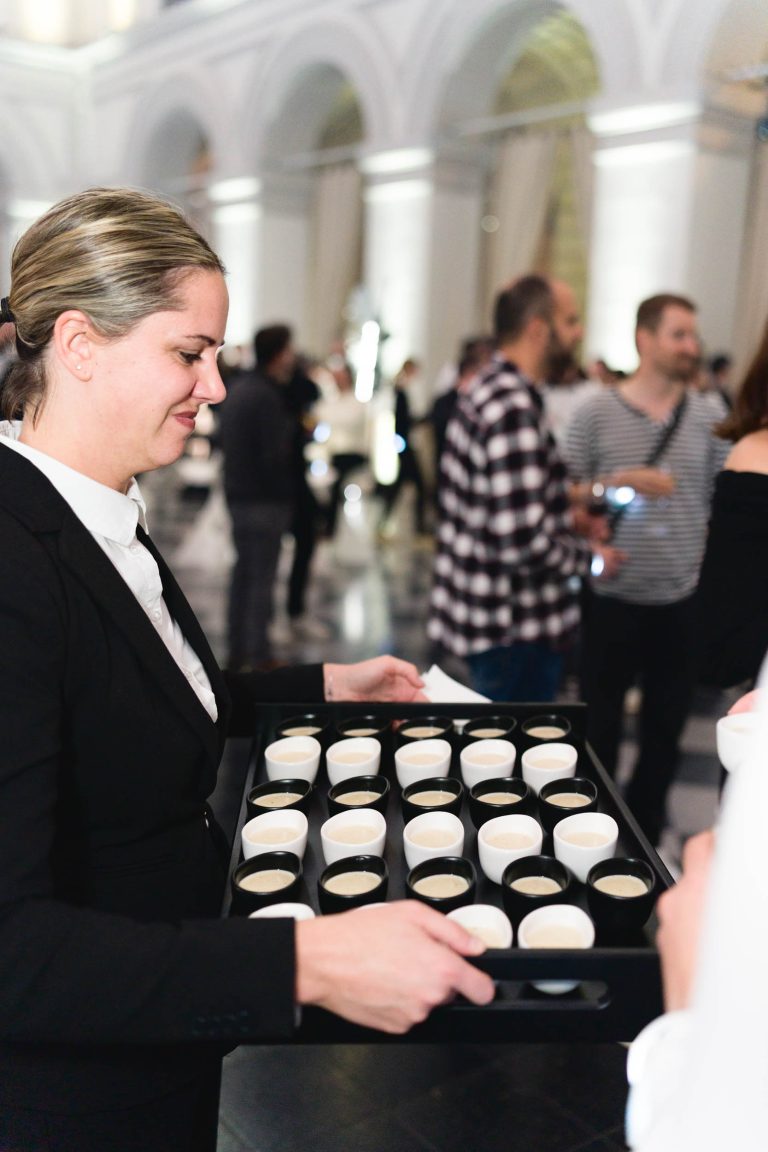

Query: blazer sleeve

[224,664,325,736]
[0,515,297,1047]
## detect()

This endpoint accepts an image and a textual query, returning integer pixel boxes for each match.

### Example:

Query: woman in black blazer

[0,188,492,1152]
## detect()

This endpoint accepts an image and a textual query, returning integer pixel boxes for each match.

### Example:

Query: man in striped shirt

[428,275,621,702]
[564,294,729,846]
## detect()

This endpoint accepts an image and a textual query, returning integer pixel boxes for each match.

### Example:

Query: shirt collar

[0,420,147,543]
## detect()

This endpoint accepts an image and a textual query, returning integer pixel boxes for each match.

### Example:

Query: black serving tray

[223,701,672,1043]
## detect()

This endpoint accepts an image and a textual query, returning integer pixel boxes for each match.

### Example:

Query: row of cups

[263,731,581,794]
[248,771,600,835]
[241,797,620,880]
[273,711,574,752]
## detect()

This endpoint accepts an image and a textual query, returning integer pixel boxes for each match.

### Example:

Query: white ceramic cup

[447,903,513,949]
[518,904,595,994]
[248,902,316,921]
[320,809,387,865]
[477,813,543,884]
[520,742,578,796]
[394,738,452,789]
[716,711,762,773]
[264,735,322,784]
[459,739,516,789]
[402,811,464,869]
[553,812,619,883]
[241,809,309,862]
[326,737,381,786]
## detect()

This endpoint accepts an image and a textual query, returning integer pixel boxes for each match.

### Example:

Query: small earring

[76,364,82,371]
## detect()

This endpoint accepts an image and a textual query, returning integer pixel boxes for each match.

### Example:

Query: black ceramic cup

[397,715,455,747]
[401,776,463,823]
[231,851,303,915]
[246,778,314,821]
[406,856,476,913]
[537,777,598,836]
[276,713,331,748]
[462,715,517,745]
[327,774,390,817]
[318,854,389,913]
[468,777,534,828]
[501,854,572,926]
[335,714,390,743]
[586,857,657,940]
[520,713,572,753]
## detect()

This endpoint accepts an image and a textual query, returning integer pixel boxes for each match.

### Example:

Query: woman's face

[87,268,228,488]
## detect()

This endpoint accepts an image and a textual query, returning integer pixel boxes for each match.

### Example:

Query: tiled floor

[143,461,731,1152]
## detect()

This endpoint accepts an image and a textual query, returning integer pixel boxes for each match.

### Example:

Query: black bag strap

[609,392,688,534]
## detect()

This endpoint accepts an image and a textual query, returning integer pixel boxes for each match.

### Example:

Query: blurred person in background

[429,275,621,702]
[219,323,296,671]
[695,315,768,690]
[565,294,729,847]
[380,357,429,536]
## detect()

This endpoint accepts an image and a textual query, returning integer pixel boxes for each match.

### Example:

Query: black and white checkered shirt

[428,356,590,657]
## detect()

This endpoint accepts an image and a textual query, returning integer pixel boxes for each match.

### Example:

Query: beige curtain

[484,131,558,316]
[733,147,768,376]
[307,163,362,357]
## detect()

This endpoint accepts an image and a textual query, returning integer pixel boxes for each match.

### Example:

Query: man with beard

[564,294,728,847]
[429,275,622,702]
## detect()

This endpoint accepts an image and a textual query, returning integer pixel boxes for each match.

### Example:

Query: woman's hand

[295,901,495,1033]
[324,656,427,702]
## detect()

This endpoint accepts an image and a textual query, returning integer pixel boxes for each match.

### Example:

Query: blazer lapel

[58,516,223,764]
[137,524,231,737]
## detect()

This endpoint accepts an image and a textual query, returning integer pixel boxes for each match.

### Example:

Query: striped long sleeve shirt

[563,387,729,605]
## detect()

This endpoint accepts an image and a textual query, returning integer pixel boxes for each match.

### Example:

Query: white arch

[123,70,229,189]
[402,0,643,143]
[238,10,398,170]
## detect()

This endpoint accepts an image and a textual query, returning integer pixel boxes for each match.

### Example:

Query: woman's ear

[52,310,95,379]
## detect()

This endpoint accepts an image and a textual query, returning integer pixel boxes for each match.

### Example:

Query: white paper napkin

[420,664,490,704]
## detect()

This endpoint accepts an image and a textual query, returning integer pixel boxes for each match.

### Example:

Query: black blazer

[0,445,323,1113]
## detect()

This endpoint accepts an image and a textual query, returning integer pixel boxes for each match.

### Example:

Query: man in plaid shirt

[428,275,621,701]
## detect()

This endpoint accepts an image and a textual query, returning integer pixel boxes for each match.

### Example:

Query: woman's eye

[180,351,202,364]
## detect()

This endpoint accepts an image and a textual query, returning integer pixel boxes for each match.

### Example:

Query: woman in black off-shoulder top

[695,318,768,688]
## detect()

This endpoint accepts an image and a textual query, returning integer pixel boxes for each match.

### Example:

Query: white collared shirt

[0,422,217,722]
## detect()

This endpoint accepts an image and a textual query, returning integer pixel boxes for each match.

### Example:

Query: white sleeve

[624,1011,692,1149]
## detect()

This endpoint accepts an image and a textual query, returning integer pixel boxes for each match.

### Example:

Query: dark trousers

[467,641,564,703]
[580,592,697,846]
[227,500,292,666]
[288,479,318,619]
[0,1065,221,1152]
[327,453,367,535]
[380,446,427,532]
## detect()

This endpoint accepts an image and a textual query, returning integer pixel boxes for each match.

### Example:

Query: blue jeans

[467,642,563,703]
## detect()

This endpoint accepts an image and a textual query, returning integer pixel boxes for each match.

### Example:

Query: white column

[257,173,312,342]
[586,101,754,370]
[209,173,311,348]
[687,111,754,357]
[209,177,262,348]
[361,147,485,403]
